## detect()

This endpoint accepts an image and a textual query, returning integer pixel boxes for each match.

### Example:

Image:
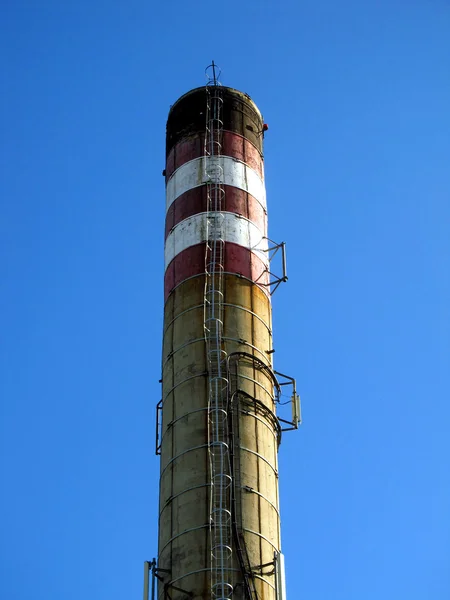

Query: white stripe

[166,156,266,212]
[164,212,269,271]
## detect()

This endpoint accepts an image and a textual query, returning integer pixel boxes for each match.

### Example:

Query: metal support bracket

[153,567,170,582]
[260,238,288,294]
[144,562,192,600]
[155,400,162,455]
[251,558,276,576]
[274,371,301,431]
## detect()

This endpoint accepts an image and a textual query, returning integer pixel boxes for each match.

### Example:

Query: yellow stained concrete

[159,274,280,600]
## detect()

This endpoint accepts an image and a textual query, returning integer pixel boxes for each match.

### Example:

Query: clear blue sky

[1,1,449,599]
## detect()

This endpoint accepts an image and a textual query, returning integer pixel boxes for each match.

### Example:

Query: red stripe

[165,186,267,240]
[165,131,263,180]
[164,243,270,301]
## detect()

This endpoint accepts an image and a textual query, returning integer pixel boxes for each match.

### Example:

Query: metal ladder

[204,65,233,600]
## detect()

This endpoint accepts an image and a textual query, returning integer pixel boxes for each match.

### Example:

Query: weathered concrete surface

[159,274,280,600]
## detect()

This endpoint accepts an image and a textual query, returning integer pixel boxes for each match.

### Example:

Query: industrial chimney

[144,64,299,600]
